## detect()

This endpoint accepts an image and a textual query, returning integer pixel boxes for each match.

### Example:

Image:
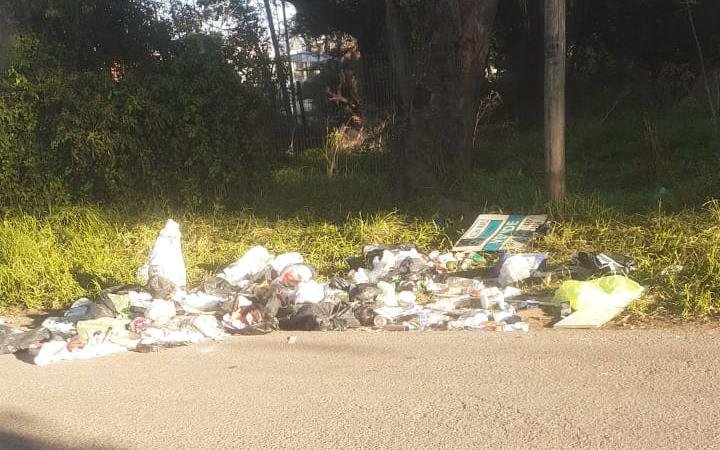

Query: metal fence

[267,55,401,155]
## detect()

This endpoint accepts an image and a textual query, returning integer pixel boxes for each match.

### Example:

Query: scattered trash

[1,325,50,354]
[660,265,684,276]
[2,216,648,367]
[295,280,325,304]
[64,297,114,322]
[33,339,128,366]
[145,299,177,326]
[502,286,523,299]
[569,252,635,279]
[193,315,225,341]
[559,302,572,318]
[270,253,304,275]
[479,287,505,310]
[146,276,178,301]
[497,253,548,286]
[76,317,134,346]
[41,317,76,337]
[220,245,273,288]
[444,276,484,295]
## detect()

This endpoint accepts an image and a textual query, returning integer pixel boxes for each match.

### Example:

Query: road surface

[2,328,720,449]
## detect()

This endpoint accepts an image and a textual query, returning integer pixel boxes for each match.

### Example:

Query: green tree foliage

[0,0,272,212]
[291,0,384,55]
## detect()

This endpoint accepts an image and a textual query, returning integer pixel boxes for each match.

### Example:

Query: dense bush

[0,1,274,212]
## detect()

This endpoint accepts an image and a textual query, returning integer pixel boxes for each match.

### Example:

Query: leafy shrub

[0,12,271,213]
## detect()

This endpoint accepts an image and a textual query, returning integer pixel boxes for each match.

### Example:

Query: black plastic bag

[95,283,145,318]
[571,252,635,279]
[363,244,418,267]
[0,326,51,354]
[277,302,352,331]
[200,276,239,297]
[349,284,382,305]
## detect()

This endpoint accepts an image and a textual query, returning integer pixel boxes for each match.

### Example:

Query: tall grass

[0,207,446,311]
[2,110,720,316]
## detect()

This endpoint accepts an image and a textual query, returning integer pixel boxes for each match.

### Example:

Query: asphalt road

[2,328,720,449]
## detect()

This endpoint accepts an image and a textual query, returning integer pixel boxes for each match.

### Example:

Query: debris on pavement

[553,276,644,329]
[1,217,648,366]
[496,253,548,286]
[1,325,50,355]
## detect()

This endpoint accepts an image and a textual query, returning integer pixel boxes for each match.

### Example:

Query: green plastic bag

[553,275,644,311]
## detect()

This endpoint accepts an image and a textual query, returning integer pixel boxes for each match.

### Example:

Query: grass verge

[1,110,719,316]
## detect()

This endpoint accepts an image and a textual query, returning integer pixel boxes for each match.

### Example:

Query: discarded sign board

[453,214,547,252]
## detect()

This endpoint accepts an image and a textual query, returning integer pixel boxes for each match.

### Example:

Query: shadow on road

[0,411,115,450]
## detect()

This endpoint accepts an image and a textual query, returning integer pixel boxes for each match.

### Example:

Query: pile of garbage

[0,218,645,366]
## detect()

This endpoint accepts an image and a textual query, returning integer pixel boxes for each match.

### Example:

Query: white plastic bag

[498,253,547,287]
[221,246,273,286]
[137,219,187,287]
[270,252,304,275]
[397,291,416,306]
[351,268,371,284]
[34,340,127,366]
[178,292,224,313]
[145,299,176,325]
[193,315,225,341]
[376,281,398,307]
[448,311,489,330]
[479,287,506,310]
[277,264,314,286]
[295,280,325,304]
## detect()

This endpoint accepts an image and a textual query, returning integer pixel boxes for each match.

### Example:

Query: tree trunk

[386,0,500,197]
[281,0,297,122]
[263,0,293,122]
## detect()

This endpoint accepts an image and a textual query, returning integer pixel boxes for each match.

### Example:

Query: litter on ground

[0,218,644,365]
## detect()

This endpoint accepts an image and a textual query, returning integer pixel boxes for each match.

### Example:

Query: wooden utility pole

[544,0,566,203]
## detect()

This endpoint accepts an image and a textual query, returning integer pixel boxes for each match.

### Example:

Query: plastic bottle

[559,302,572,318]
[480,287,505,309]
[417,312,429,329]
